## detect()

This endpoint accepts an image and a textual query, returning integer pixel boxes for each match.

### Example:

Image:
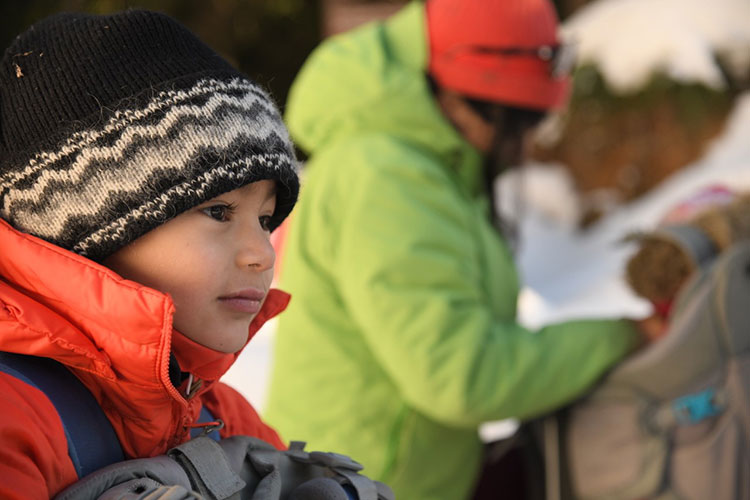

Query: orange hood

[0,219,289,458]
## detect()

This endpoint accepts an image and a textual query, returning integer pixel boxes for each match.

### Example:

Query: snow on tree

[533,0,750,225]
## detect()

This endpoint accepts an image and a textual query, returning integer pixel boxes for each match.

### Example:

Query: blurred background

[2,0,746,225]
[4,0,748,412]
[0,0,596,110]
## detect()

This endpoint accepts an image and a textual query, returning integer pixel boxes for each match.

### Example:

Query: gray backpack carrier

[56,436,395,500]
[540,240,750,499]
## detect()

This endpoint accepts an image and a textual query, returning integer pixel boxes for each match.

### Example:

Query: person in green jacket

[267,1,649,498]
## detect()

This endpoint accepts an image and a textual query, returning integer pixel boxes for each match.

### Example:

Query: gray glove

[55,436,394,500]
[54,455,207,500]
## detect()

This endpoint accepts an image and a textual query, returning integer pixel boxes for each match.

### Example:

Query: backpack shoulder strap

[0,352,124,478]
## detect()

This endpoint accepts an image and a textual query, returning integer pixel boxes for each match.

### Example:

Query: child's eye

[259,215,273,232]
[202,204,233,222]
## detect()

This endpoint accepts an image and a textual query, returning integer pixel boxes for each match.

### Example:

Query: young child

[626,186,750,328]
[0,9,298,498]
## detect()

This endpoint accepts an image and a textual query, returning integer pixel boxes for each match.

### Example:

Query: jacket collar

[171,289,290,383]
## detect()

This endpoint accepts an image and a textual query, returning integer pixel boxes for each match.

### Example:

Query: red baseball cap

[426,0,572,110]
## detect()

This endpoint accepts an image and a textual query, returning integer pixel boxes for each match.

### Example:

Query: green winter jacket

[266,3,639,499]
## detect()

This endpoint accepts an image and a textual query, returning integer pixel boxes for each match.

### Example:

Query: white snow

[222,2,750,443]
[563,0,750,94]
[514,91,750,328]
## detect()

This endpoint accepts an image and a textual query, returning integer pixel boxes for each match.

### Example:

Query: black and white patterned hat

[0,10,298,262]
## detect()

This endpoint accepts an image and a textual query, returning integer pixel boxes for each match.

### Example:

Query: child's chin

[214,331,251,353]
[209,340,246,354]
[183,328,249,353]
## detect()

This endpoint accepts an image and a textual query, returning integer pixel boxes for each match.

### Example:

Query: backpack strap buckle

[672,388,725,425]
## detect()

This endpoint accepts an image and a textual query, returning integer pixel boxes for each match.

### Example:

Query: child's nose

[236,225,276,271]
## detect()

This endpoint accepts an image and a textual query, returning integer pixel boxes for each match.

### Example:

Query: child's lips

[218,288,265,314]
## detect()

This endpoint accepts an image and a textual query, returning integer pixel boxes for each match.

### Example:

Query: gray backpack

[55,436,395,500]
[540,241,750,499]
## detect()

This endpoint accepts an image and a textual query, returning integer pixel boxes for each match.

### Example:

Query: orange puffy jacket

[0,219,288,499]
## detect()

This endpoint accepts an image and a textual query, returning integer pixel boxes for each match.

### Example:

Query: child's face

[104,180,277,353]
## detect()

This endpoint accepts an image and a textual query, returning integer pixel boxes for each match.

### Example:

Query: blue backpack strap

[192,405,222,441]
[0,352,124,478]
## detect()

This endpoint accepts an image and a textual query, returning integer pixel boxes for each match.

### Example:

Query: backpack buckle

[191,419,224,439]
[672,388,725,425]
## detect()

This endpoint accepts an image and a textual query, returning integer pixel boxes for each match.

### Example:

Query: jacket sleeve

[332,138,639,428]
[202,382,286,449]
[0,372,78,500]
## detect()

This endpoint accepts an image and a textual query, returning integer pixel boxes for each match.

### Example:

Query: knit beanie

[0,10,299,262]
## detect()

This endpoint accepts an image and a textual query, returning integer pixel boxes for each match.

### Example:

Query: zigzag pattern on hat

[0,78,297,261]
[73,153,290,257]
[0,79,275,189]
